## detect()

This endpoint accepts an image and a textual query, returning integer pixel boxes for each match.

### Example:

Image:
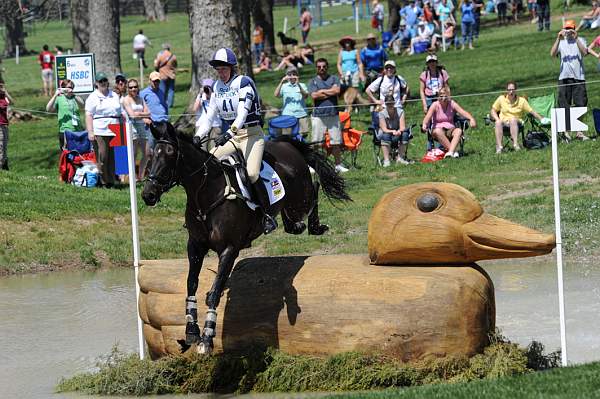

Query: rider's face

[215,66,232,82]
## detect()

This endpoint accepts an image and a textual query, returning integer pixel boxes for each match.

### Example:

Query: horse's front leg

[198,245,239,355]
[185,237,208,346]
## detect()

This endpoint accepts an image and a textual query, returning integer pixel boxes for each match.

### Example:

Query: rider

[193,48,277,234]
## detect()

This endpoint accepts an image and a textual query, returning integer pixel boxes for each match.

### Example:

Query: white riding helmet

[209,48,238,67]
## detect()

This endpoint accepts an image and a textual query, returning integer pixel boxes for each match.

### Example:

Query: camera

[203,86,210,94]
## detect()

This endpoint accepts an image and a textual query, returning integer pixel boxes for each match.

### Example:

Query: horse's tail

[277,137,352,202]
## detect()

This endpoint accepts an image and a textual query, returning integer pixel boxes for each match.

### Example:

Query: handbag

[522,130,550,150]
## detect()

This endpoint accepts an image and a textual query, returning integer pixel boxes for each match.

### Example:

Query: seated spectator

[490,81,544,153]
[419,54,450,113]
[299,44,315,65]
[421,86,476,158]
[122,78,152,180]
[46,78,85,150]
[577,1,600,32]
[409,20,434,55]
[274,50,304,71]
[390,22,412,55]
[378,94,412,166]
[274,66,310,137]
[252,51,272,74]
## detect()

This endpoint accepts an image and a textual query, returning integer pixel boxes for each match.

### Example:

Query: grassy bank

[2,5,600,274]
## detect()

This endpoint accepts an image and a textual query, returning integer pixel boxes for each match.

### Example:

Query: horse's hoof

[185,322,201,345]
[197,338,213,355]
[308,224,329,235]
[285,221,306,235]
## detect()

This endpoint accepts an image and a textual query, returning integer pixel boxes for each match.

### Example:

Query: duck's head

[368,182,555,265]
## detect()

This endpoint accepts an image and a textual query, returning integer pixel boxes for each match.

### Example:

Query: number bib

[214,87,239,121]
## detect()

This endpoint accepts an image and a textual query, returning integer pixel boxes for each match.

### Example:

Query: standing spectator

[38,44,55,97]
[140,71,169,126]
[0,80,10,171]
[536,0,549,31]
[122,78,152,180]
[360,33,388,84]
[400,0,423,36]
[337,36,366,113]
[419,54,450,113]
[45,79,84,150]
[300,7,313,44]
[308,58,347,173]
[114,73,127,98]
[85,72,124,188]
[473,0,484,39]
[252,24,265,66]
[496,0,508,26]
[528,0,537,24]
[372,0,385,34]
[460,0,475,50]
[153,43,177,108]
[274,66,310,138]
[550,20,589,140]
[133,29,151,69]
[192,78,222,152]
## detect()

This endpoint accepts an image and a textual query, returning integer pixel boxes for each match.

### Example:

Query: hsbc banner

[55,53,96,94]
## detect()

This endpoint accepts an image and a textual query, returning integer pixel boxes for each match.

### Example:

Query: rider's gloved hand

[192,135,203,148]
[214,131,233,147]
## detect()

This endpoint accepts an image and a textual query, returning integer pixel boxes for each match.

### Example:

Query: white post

[442,35,446,52]
[139,57,144,87]
[125,121,145,360]
[550,108,568,367]
[355,2,359,34]
[16,45,19,64]
[283,17,288,34]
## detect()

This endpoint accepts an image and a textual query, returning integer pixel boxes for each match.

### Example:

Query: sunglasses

[98,79,109,84]
[316,65,328,69]
[116,80,126,84]
[385,66,396,70]
[128,86,139,89]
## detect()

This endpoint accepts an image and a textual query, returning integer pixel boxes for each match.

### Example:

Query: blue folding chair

[592,108,600,138]
[266,115,304,142]
[64,130,92,153]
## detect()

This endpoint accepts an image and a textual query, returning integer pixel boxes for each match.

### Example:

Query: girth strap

[196,168,246,221]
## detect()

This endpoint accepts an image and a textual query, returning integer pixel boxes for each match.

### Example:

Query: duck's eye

[417,193,440,212]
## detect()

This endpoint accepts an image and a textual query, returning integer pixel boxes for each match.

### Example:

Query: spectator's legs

[494,120,505,152]
[58,131,65,150]
[509,118,520,149]
[447,128,462,154]
[538,3,550,31]
[381,142,391,164]
[160,78,175,108]
[461,22,473,49]
[331,145,342,165]
[432,128,452,152]
[474,14,481,39]
[93,136,116,187]
[0,125,8,170]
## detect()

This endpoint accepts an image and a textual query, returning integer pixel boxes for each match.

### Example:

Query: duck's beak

[463,214,555,261]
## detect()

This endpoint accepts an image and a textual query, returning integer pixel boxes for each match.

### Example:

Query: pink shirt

[301,11,312,31]
[419,68,449,97]
[432,100,456,130]
[592,35,600,49]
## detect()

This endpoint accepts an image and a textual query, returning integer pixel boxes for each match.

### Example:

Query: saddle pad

[226,158,286,210]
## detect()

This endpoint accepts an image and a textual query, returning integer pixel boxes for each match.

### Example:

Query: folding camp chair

[58,130,96,183]
[323,111,365,168]
[425,116,469,156]
[591,108,600,139]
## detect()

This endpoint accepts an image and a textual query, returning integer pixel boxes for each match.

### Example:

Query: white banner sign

[55,53,96,94]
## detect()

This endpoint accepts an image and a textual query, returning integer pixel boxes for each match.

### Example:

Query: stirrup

[263,213,278,235]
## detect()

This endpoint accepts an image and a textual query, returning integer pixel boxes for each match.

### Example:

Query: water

[1,256,599,398]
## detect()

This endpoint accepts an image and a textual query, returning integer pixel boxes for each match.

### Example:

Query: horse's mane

[175,130,222,168]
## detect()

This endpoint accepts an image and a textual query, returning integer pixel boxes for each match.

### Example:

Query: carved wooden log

[139,256,495,361]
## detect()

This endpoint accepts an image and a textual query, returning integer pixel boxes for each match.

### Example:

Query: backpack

[72,163,99,188]
[369,75,406,100]
[522,130,550,150]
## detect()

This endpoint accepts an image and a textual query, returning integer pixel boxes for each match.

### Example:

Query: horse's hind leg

[185,238,208,347]
[198,245,239,355]
[308,180,329,235]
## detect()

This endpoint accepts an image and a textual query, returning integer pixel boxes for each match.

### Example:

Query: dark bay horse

[141,122,351,354]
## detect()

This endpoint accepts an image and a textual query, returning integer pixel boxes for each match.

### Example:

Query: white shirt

[367,75,408,109]
[133,34,149,50]
[85,90,122,136]
[195,92,221,128]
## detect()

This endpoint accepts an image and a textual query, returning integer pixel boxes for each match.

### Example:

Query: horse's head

[142,122,179,206]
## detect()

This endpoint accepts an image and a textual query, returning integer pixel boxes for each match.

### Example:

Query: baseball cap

[563,20,576,30]
[426,54,438,63]
[149,71,161,81]
[95,72,108,81]
[115,73,127,82]
[384,60,396,68]
[366,33,377,40]
[162,43,171,50]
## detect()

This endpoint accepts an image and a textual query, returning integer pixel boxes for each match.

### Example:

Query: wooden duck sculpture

[138,183,555,361]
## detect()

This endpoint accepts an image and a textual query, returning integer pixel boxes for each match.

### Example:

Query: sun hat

[286,65,299,74]
[426,54,438,63]
[563,20,576,29]
[201,78,214,87]
[149,71,161,81]
[339,36,356,47]
[384,60,396,68]
[95,72,108,81]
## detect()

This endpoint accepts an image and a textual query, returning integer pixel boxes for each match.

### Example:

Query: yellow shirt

[492,95,533,122]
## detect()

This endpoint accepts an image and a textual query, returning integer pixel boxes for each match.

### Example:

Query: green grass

[2,6,600,274]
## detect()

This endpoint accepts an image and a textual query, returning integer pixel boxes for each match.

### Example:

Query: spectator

[308,58,347,173]
[473,0,484,39]
[114,73,127,98]
[274,49,304,71]
[490,81,545,153]
[38,44,55,97]
[460,0,476,50]
[366,60,409,112]
[436,0,457,48]
[140,71,169,126]
[421,86,476,158]
[122,78,152,180]
[442,20,458,50]
[133,29,151,69]
[400,0,423,35]
[550,20,589,141]
[85,72,124,188]
[536,0,550,31]
[360,32,388,85]
[253,51,272,74]
[408,20,434,55]
[153,43,177,108]
[193,79,221,152]
[389,21,411,54]
[54,46,64,55]
[576,2,600,32]
[0,80,9,171]
[337,36,367,113]
[419,54,450,113]
[300,7,313,44]
[496,0,508,26]
[372,0,385,34]
[528,0,537,24]
[45,78,85,150]
[378,94,413,166]
[252,24,265,66]
[274,66,310,138]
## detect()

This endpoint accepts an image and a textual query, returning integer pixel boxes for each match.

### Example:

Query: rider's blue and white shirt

[196,74,262,137]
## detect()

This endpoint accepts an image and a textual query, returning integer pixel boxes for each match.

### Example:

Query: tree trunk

[88,0,121,77]
[252,0,276,55]
[1,0,28,58]
[388,0,401,33]
[70,0,89,53]
[179,0,252,131]
[144,0,166,22]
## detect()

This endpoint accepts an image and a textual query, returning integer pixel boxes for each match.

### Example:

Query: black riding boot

[251,179,278,234]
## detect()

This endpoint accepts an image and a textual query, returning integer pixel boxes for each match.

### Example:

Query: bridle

[146,139,181,193]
